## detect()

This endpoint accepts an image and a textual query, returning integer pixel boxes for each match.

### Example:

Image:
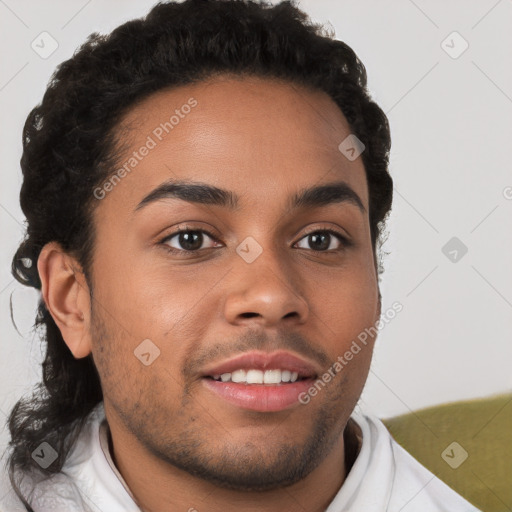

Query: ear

[37,241,93,359]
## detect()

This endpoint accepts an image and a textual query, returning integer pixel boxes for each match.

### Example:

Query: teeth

[212,369,303,384]
[263,369,281,384]
[231,370,246,383]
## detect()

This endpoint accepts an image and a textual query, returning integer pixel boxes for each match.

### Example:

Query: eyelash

[159,226,352,256]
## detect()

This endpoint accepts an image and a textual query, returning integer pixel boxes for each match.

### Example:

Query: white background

[1,0,511,455]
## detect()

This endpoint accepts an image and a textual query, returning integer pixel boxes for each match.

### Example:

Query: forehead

[99,75,369,215]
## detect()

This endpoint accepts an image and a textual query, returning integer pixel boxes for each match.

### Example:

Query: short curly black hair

[5,0,392,508]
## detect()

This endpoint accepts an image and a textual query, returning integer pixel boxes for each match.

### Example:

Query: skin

[38,75,381,512]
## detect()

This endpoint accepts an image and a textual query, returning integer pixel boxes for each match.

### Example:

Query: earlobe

[37,242,93,359]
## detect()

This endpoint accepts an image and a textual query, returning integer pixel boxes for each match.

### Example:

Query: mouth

[200,351,320,412]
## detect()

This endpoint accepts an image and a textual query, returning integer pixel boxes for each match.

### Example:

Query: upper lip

[200,350,321,379]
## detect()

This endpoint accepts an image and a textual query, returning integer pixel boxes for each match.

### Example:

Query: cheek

[89,260,210,388]
[314,264,378,331]
[89,292,187,415]
[311,264,379,367]
[90,248,194,336]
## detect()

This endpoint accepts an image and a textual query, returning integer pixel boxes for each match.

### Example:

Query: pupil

[310,233,329,251]
[180,231,202,250]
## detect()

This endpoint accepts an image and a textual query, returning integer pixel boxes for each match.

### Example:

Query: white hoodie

[0,402,481,512]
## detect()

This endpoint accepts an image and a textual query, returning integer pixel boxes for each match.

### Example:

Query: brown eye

[295,230,349,252]
[161,229,219,254]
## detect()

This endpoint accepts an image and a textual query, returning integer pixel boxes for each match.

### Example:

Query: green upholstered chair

[382,392,512,512]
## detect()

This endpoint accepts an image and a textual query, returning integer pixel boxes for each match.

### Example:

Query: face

[85,75,381,491]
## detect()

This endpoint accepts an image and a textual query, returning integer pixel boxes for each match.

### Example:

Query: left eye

[295,230,347,252]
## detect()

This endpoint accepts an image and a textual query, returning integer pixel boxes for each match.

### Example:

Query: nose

[223,246,310,328]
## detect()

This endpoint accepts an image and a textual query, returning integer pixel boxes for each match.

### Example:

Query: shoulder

[0,403,105,512]
[353,412,482,511]
[0,467,26,512]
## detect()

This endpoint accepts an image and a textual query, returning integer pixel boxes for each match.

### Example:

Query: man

[1,0,480,510]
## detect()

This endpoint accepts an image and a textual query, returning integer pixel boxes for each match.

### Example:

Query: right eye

[160,228,222,255]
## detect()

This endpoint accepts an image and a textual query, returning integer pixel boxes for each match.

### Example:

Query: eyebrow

[135,179,366,214]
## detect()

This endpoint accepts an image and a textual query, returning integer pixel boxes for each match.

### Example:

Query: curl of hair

[6,0,392,508]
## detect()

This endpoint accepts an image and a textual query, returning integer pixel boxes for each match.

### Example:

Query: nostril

[240,312,259,318]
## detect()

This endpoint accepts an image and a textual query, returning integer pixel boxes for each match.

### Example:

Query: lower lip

[201,377,314,412]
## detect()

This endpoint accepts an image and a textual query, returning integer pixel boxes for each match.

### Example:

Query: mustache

[184,327,330,379]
